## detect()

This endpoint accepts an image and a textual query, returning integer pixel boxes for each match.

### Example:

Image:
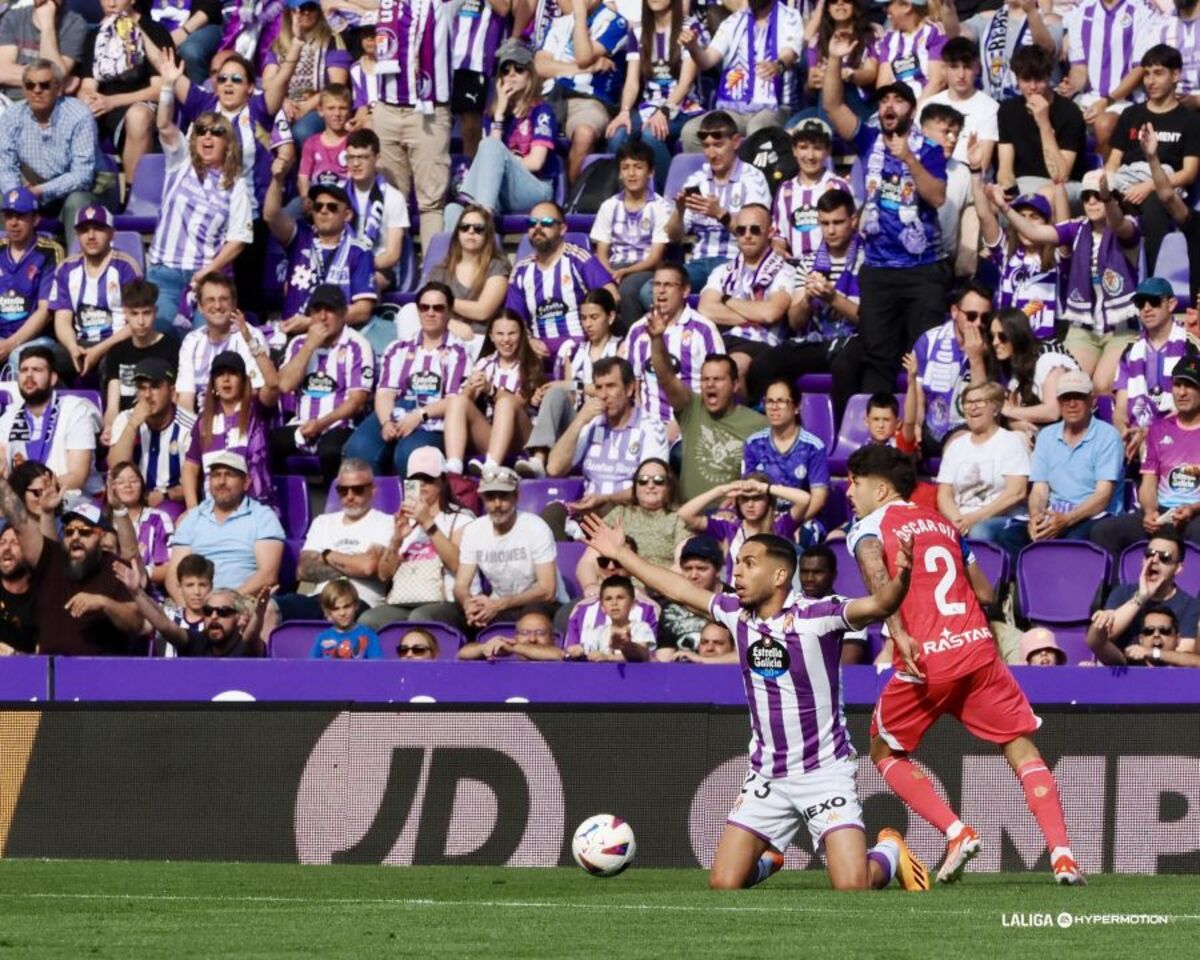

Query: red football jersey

[848,500,996,682]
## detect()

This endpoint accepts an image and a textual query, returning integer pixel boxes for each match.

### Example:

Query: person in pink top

[297,84,353,202]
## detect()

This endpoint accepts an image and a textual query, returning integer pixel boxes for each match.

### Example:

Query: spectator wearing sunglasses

[1091,354,1200,557]
[1120,605,1200,668]
[148,60,254,334]
[396,628,439,660]
[459,609,565,661]
[1086,530,1200,664]
[0,1,88,104]
[173,589,264,658]
[444,40,559,234]
[698,203,794,390]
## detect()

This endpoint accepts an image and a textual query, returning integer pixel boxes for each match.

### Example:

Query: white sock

[483,456,499,469]
[869,838,899,885]
[445,457,463,474]
[947,820,966,840]
[1051,846,1073,862]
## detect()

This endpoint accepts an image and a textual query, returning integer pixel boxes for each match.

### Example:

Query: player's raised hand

[580,514,626,560]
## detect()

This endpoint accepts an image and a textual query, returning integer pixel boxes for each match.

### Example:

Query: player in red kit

[845,445,1084,886]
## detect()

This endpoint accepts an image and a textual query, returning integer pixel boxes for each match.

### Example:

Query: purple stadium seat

[114,153,165,232]
[556,540,588,598]
[69,230,145,273]
[269,620,326,658]
[1158,233,1190,299]
[273,475,310,539]
[394,232,418,293]
[476,621,565,649]
[325,476,401,514]
[377,621,466,660]
[965,539,1008,592]
[1119,540,1200,595]
[515,231,592,261]
[279,537,303,592]
[419,232,452,285]
[799,392,835,452]
[517,478,584,515]
[829,393,904,475]
[821,477,851,530]
[1016,542,1110,662]
[796,374,832,393]
[829,539,867,598]
[664,152,706,201]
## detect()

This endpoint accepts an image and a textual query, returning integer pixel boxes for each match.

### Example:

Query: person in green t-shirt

[646,305,766,502]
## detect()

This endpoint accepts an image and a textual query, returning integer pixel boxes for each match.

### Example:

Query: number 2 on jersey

[924,545,966,617]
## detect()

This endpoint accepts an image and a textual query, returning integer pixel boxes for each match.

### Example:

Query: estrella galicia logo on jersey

[747,639,789,678]
[800,795,847,823]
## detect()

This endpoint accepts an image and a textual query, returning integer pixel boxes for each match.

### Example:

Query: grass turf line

[0,860,1196,959]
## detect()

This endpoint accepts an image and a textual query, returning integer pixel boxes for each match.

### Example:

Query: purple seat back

[664,153,706,201]
[829,539,867,598]
[279,537,303,593]
[1119,540,1200,595]
[515,232,592,261]
[829,393,905,475]
[1038,624,1094,666]
[517,478,585,515]
[325,476,401,515]
[1158,232,1190,299]
[377,621,465,660]
[1016,541,1111,623]
[58,388,103,411]
[283,455,321,476]
[556,540,588,599]
[821,478,851,530]
[799,392,834,452]
[272,475,310,540]
[114,153,166,230]
[965,538,1008,592]
[795,373,832,393]
[419,232,452,285]
[269,620,326,658]
[476,621,565,650]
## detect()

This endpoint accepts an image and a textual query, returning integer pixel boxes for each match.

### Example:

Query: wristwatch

[1151,647,1162,663]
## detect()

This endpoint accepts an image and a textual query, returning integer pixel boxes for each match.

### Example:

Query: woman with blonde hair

[263,0,351,145]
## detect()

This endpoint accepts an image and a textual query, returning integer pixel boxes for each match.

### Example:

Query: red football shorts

[870,656,1041,753]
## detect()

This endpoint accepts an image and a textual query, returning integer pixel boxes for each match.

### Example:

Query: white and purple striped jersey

[350,60,379,113]
[48,252,141,347]
[378,335,469,432]
[451,0,508,75]
[709,590,856,778]
[590,192,672,268]
[623,307,725,421]
[109,405,197,492]
[133,506,175,570]
[575,618,658,655]
[150,137,254,273]
[475,353,524,399]
[1133,10,1200,96]
[553,336,622,391]
[176,326,271,400]
[375,0,454,108]
[571,406,670,496]
[703,251,795,346]
[707,512,802,584]
[771,172,853,261]
[872,22,947,97]
[681,160,772,261]
[505,244,614,344]
[283,325,375,430]
[1067,0,1145,99]
[565,593,660,648]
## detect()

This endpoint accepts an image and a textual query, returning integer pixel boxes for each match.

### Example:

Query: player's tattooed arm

[845,535,912,630]
[850,536,923,677]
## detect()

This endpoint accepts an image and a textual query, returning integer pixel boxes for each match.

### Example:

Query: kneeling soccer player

[582,515,929,892]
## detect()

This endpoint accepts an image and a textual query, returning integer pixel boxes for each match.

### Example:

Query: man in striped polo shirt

[581,516,929,892]
[109,357,195,509]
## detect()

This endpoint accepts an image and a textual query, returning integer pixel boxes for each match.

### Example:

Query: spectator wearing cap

[998,368,1124,556]
[0,186,63,376]
[272,283,374,486]
[109,356,196,509]
[1017,627,1067,666]
[769,123,853,266]
[167,450,285,601]
[147,55,255,335]
[49,203,142,377]
[363,446,479,630]
[657,533,726,652]
[267,457,393,626]
[677,0,803,152]
[452,465,563,631]
[0,470,142,655]
[175,272,279,415]
[100,280,181,437]
[996,46,1088,202]
[824,41,950,399]
[1092,354,1200,556]
[265,172,376,334]
[183,350,275,509]
[443,39,559,234]
[0,343,102,494]
[1001,167,1140,394]
[0,59,107,252]
[1111,278,1198,458]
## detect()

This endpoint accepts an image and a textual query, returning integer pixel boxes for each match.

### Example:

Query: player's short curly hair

[846,445,917,499]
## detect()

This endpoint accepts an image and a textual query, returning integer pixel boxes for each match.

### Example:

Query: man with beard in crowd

[0,483,141,654]
[0,522,35,654]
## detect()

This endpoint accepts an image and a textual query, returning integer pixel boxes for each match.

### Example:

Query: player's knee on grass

[708,862,751,890]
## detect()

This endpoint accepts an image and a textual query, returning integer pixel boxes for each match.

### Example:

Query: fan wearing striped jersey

[846,444,1084,885]
[581,514,930,893]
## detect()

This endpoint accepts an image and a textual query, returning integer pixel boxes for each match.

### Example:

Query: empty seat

[517,478,584,515]
[268,620,327,658]
[114,153,166,232]
[377,621,466,660]
[663,152,706,200]
[1016,541,1111,663]
[272,475,310,539]
[799,392,835,452]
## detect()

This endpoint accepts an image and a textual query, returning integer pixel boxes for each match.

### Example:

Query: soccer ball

[571,814,637,877]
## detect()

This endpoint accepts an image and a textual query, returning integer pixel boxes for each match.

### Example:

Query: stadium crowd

[0,0,1199,668]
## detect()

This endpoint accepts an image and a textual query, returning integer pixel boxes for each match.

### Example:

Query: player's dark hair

[816,188,856,216]
[121,279,159,310]
[616,138,656,169]
[846,445,917,499]
[1141,44,1183,72]
[1148,525,1185,562]
[600,575,635,599]
[702,352,739,382]
[744,534,798,582]
[800,543,837,576]
[919,102,965,130]
[940,36,980,66]
[593,356,635,386]
[1010,45,1054,81]
[867,391,900,416]
[1140,602,1179,631]
[346,128,381,153]
[654,261,690,288]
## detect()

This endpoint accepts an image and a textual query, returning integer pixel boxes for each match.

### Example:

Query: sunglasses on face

[22,80,52,92]
[527,216,561,229]
[734,224,765,237]
[960,310,992,324]
[500,63,529,76]
[417,302,448,314]
[1144,547,1178,564]
[203,604,238,618]
[397,644,433,655]
[312,201,343,213]
[1135,295,1164,309]
[216,73,246,84]
[1141,624,1176,636]
[336,483,371,496]
[458,222,486,234]
[194,124,229,138]
[636,475,668,487]
[698,132,729,144]
[63,525,94,538]
[1080,190,1101,203]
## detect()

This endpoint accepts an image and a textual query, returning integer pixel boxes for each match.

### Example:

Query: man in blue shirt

[0,186,64,375]
[166,450,285,602]
[997,369,1124,556]
[824,38,950,396]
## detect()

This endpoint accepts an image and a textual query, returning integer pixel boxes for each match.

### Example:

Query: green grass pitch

[0,860,1195,959]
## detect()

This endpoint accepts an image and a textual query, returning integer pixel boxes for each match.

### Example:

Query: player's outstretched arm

[581,514,714,616]
[845,534,912,630]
